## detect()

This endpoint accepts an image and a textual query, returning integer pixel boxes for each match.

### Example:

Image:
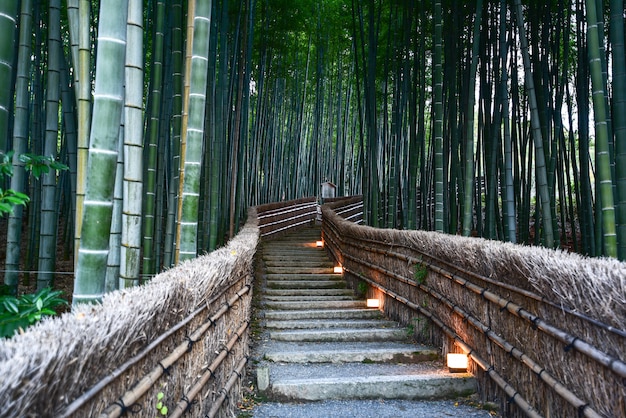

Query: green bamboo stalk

[66,0,80,100]
[500,0,516,243]
[610,0,626,259]
[433,0,444,232]
[162,0,184,268]
[512,0,554,248]
[73,0,128,305]
[0,2,18,152]
[4,0,32,294]
[142,0,165,277]
[37,0,62,290]
[462,0,483,236]
[74,0,92,266]
[105,131,123,293]
[120,0,144,287]
[177,0,212,261]
[586,0,617,258]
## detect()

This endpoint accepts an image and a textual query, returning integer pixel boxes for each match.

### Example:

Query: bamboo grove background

[1,0,626,303]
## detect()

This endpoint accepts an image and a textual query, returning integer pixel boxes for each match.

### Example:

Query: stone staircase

[252,226,476,403]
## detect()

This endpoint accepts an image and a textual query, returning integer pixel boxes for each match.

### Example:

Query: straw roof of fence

[0,210,259,417]
[324,206,626,331]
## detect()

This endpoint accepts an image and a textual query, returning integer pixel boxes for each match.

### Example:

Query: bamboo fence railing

[322,197,625,418]
[256,197,319,237]
[0,198,322,417]
[0,209,260,418]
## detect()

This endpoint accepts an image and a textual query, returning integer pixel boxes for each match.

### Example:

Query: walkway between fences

[248,225,491,417]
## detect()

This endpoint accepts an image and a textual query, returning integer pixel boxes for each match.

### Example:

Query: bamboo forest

[0,0,625,305]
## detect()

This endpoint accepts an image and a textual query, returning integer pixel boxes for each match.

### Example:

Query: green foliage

[19,153,69,179]
[356,280,368,295]
[155,392,169,416]
[414,262,428,285]
[0,188,30,215]
[0,151,14,176]
[0,287,68,338]
[0,152,68,216]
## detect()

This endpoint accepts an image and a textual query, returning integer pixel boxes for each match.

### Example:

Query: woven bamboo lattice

[322,197,625,418]
[0,209,260,418]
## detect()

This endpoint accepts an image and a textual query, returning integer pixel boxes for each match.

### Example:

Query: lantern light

[333,266,343,274]
[366,298,380,308]
[316,240,324,248]
[446,353,468,373]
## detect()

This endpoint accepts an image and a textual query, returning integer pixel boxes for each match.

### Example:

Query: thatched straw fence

[322,197,625,418]
[0,209,260,418]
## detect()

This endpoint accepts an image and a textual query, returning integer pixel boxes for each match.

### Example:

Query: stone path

[248,226,493,417]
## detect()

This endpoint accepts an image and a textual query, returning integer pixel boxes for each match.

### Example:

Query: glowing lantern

[366,299,380,308]
[446,353,468,372]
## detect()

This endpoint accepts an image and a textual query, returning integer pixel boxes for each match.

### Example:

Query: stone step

[262,248,327,254]
[262,341,439,364]
[263,295,356,302]
[265,318,400,330]
[263,308,383,321]
[266,280,347,290]
[253,227,478,411]
[263,288,353,297]
[264,260,335,268]
[262,242,321,248]
[262,253,331,261]
[265,273,342,281]
[269,327,408,342]
[265,266,336,274]
[267,363,476,402]
[263,300,366,311]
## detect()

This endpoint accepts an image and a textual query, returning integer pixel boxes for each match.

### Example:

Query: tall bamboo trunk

[586,0,618,257]
[37,0,62,290]
[177,0,212,262]
[73,0,129,305]
[4,0,32,294]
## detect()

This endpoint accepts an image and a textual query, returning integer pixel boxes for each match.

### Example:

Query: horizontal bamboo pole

[60,277,249,418]
[257,201,317,219]
[206,356,249,418]
[169,321,249,418]
[345,267,542,418]
[99,285,251,418]
[335,228,626,378]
